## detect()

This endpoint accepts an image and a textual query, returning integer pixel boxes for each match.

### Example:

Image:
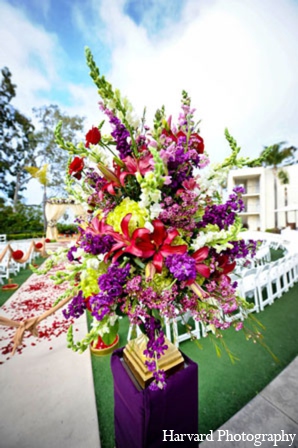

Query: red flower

[162,129,204,154]
[213,255,236,279]
[35,242,43,249]
[12,250,24,261]
[185,247,210,294]
[105,215,187,273]
[69,157,84,180]
[191,247,210,278]
[189,133,204,154]
[85,126,101,148]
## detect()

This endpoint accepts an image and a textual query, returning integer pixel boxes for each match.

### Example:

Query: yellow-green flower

[106,197,148,234]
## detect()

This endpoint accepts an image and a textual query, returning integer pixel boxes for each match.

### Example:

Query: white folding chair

[165,311,202,347]
[238,267,260,313]
[256,264,273,311]
[268,260,282,301]
[277,257,290,294]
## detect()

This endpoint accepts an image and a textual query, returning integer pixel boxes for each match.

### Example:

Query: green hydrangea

[106,197,148,234]
[80,266,106,297]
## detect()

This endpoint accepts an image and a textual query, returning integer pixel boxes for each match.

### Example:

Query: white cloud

[0,2,62,114]
[84,0,298,161]
[1,0,298,204]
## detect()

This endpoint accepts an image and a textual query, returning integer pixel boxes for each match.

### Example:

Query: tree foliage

[33,105,85,195]
[258,141,297,229]
[259,142,297,168]
[0,67,38,209]
[0,202,43,234]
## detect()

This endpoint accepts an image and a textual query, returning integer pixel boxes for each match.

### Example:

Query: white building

[227,165,298,231]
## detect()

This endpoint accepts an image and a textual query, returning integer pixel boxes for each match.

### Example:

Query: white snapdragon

[88,145,109,165]
[91,313,118,336]
[46,246,68,263]
[75,247,85,259]
[86,257,100,270]
[67,183,89,203]
[192,225,237,253]
[149,202,163,220]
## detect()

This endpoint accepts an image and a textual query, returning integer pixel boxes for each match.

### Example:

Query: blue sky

[1,0,298,203]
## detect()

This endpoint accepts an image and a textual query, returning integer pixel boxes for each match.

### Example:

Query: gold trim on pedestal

[123,334,184,389]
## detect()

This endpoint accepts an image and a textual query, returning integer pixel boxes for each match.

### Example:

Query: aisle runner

[0,264,74,364]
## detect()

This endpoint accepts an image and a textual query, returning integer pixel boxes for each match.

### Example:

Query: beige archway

[45,199,86,240]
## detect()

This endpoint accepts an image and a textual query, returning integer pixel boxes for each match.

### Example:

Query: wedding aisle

[0,264,101,448]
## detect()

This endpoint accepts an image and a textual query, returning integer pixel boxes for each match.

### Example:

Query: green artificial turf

[90,283,298,448]
[0,256,45,307]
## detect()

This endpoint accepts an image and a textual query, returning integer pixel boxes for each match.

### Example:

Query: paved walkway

[0,313,101,448]
[201,356,298,447]
[0,265,101,448]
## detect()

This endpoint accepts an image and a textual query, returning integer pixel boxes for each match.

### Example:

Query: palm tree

[260,142,297,229]
[277,169,289,226]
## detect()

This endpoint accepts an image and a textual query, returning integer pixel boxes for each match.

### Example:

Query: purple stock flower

[67,245,78,262]
[100,103,132,159]
[80,233,114,256]
[199,187,245,230]
[165,253,197,281]
[90,263,131,321]
[63,290,86,319]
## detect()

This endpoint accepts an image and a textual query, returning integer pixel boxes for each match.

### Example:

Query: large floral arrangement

[41,48,265,390]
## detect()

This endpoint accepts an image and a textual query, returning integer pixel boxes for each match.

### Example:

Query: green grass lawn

[90,283,298,448]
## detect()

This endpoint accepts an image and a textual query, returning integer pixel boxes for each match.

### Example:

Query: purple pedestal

[111,348,198,448]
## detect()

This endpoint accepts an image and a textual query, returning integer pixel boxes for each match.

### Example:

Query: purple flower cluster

[165,253,197,281]
[167,150,200,190]
[80,233,114,256]
[143,317,168,359]
[63,290,86,320]
[85,169,102,189]
[89,263,131,321]
[143,316,168,390]
[199,187,245,230]
[100,104,132,159]
[67,245,78,262]
[221,239,258,260]
[159,190,198,233]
